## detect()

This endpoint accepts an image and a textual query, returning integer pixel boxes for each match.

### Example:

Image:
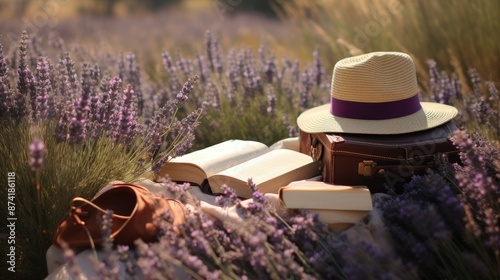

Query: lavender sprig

[96,210,120,280]
[162,51,181,93]
[264,55,278,84]
[299,70,313,109]
[29,139,46,170]
[34,57,51,121]
[126,53,143,115]
[67,64,92,144]
[175,75,198,108]
[15,31,36,120]
[116,84,138,145]
[313,47,324,86]
[0,37,8,77]
[100,77,121,129]
[176,48,193,80]
[196,53,209,84]
[266,85,276,116]
[205,30,214,72]
[62,52,79,98]
[0,39,12,118]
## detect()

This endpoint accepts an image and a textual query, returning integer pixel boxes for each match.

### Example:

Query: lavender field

[0,0,499,279]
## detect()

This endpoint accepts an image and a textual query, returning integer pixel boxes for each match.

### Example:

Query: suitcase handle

[310,137,324,161]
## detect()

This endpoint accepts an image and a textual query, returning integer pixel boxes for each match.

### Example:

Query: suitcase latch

[358,160,377,176]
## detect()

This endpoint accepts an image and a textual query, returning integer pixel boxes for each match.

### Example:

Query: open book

[279,181,372,226]
[158,139,321,198]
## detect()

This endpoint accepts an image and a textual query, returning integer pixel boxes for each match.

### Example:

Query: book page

[209,149,319,197]
[168,140,269,177]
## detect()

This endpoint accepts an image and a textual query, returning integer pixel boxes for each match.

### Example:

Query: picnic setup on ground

[47,51,462,278]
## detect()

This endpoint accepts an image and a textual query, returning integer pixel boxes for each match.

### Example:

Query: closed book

[307,208,369,224]
[279,181,372,211]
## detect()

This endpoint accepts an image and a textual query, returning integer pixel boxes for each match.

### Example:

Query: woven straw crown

[297,51,458,135]
[332,52,417,103]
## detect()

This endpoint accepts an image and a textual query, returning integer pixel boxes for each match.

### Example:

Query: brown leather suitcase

[299,121,460,193]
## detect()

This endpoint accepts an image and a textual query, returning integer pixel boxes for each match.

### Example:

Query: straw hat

[297,52,457,134]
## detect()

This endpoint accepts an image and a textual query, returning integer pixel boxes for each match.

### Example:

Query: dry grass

[278,0,500,92]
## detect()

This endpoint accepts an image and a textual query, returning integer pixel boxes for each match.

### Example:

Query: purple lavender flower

[175,75,198,108]
[55,110,69,142]
[0,40,12,118]
[117,245,138,278]
[15,31,36,119]
[483,208,500,251]
[299,70,313,109]
[243,63,260,99]
[216,184,241,207]
[440,72,455,104]
[264,55,278,84]
[29,139,46,170]
[486,81,499,101]
[205,30,215,72]
[204,81,220,109]
[67,114,86,144]
[34,57,51,121]
[281,56,293,76]
[372,174,462,269]
[67,68,92,144]
[115,84,138,145]
[196,53,209,84]
[426,61,461,105]
[452,130,500,254]
[144,104,174,157]
[291,59,300,82]
[313,46,324,86]
[81,63,98,120]
[168,106,203,159]
[176,48,193,79]
[427,59,440,85]
[266,85,276,115]
[29,35,45,68]
[0,38,8,77]
[62,52,79,98]
[88,67,101,124]
[451,73,462,100]
[99,77,121,128]
[162,51,181,93]
[61,243,82,278]
[48,34,66,55]
[56,58,70,100]
[258,44,266,70]
[0,79,11,118]
[126,53,143,116]
[212,35,223,75]
[96,210,120,279]
[226,48,240,89]
[469,68,482,98]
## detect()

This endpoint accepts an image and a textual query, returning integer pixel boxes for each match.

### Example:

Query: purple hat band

[330,94,422,120]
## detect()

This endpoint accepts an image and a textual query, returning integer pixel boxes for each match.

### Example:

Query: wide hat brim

[297,102,458,135]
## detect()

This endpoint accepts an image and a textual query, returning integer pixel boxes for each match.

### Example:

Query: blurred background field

[1,0,498,146]
[1,0,498,84]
